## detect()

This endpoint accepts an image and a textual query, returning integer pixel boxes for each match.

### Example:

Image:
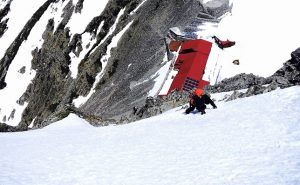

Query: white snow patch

[0,0,9,9]
[1,86,300,185]
[169,27,183,36]
[69,21,104,78]
[196,22,218,40]
[28,116,37,129]
[129,0,147,15]
[49,0,70,32]
[202,42,221,84]
[156,51,180,96]
[66,0,109,35]
[43,113,93,131]
[73,18,133,107]
[209,0,300,78]
[158,69,178,96]
[148,53,173,97]
[201,0,213,4]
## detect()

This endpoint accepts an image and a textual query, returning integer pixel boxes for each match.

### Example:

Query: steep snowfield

[201,0,300,80]
[1,86,300,185]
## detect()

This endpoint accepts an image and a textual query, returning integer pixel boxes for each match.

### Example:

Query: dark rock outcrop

[0,122,18,132]
[124,89,190,123]
[0,0,56,89]
[205,73,268,93]
[0,1,10,38]
[269,47,300,87]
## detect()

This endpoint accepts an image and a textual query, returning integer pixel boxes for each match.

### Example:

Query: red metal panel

[174,52,197,70]
[180,39,212,55]
[187,52,209,80]
[198,80,210,89]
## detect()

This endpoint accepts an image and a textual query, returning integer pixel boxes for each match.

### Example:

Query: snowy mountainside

[1,86,300,184]
[0,0,300,130]
[0,0,224,129]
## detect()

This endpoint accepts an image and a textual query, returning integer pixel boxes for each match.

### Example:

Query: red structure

[167,39,212,94]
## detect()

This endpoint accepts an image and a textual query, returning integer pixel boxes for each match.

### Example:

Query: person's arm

[210,100,217,109]
[204,95,217,109]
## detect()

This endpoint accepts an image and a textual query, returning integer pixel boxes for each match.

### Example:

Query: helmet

[194,88,204,96]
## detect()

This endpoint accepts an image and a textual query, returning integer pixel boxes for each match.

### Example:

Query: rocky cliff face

[0,0,231,131]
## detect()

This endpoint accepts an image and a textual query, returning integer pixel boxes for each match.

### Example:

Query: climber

[212,36,235,49]
[185,88,217,115]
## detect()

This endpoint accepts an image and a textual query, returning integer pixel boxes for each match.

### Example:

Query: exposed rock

[0,122,18,132]
[0,1,10,38]
[127,89,189,122]
[225,90,243,102]
[18,66,26,74]
[2,115,6,122]
[206,73,267,93]
[270,47,300,87]
[18,21,74,128]
[205,0,232,18]
[75,0,84,13]
[0,0,56,89]
[35,104,117,129]
[8,108,15,121]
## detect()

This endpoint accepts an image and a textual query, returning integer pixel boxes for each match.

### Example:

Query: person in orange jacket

[185,88,217,114]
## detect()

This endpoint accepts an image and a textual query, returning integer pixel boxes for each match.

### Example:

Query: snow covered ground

[200,0,300,80]
[1,86,300,185]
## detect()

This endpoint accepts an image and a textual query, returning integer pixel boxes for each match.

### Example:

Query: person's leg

[185,105,195,114]
[196,104,206,115]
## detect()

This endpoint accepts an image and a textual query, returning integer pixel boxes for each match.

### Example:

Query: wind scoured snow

[1,86,300,185]
[73,12,133,107]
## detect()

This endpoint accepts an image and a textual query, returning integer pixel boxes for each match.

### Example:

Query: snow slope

[1,86,300,185]
[201,0,300,79]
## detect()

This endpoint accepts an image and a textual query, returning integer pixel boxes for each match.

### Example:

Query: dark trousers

[185,104,206,114]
